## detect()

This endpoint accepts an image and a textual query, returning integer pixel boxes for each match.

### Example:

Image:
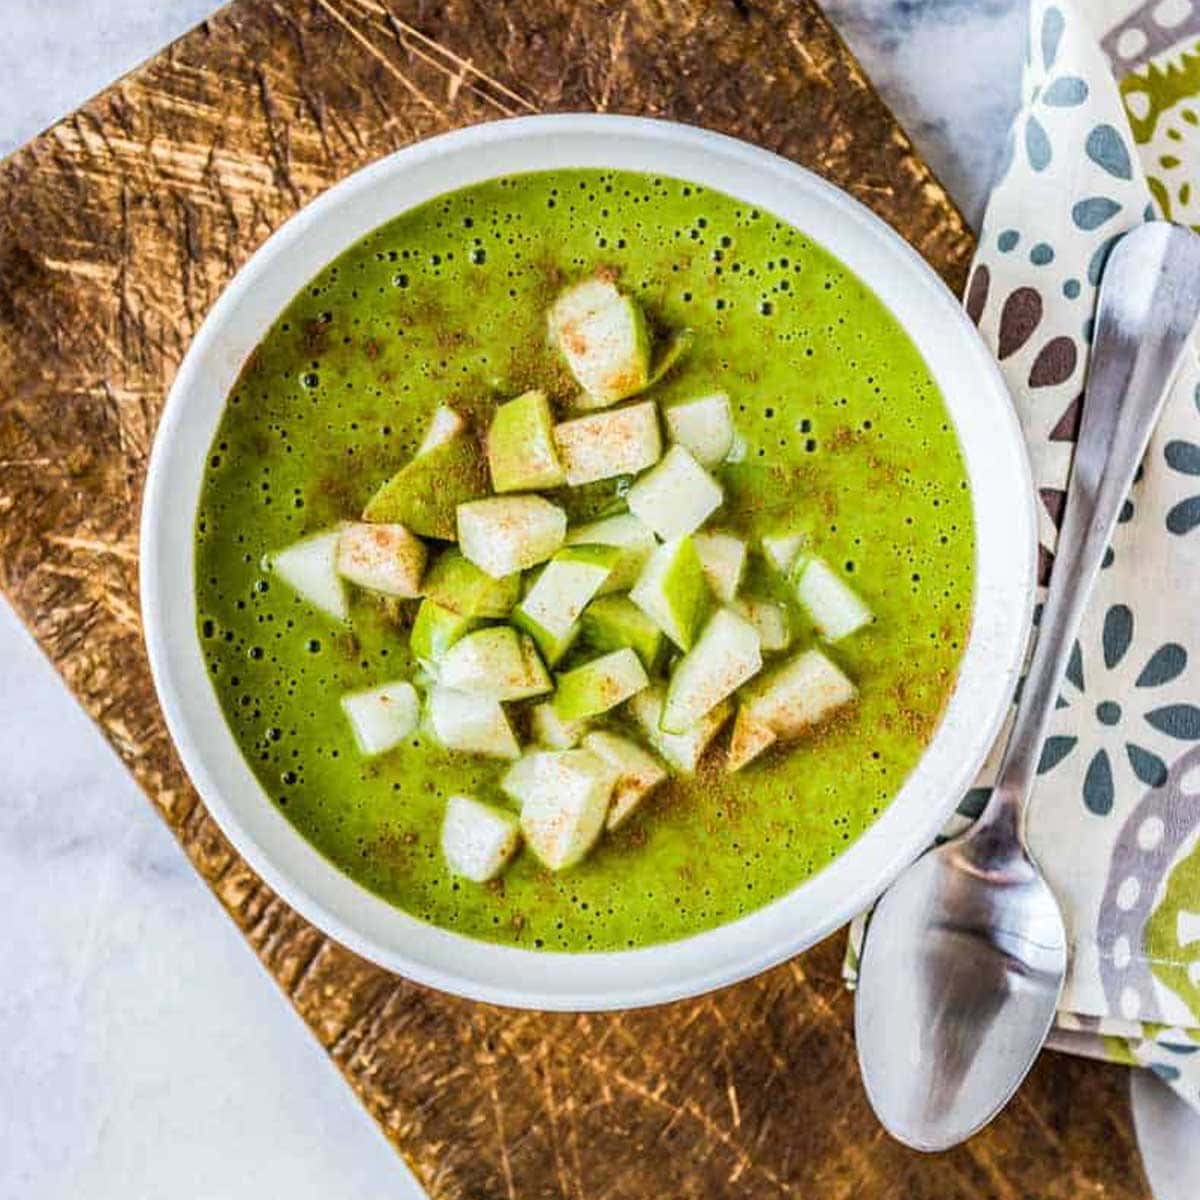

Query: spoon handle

[972,224,1200,857]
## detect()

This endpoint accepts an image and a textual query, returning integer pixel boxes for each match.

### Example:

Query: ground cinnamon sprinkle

[197,166,975,951]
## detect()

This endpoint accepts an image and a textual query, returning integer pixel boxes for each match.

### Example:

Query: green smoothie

[195,169,974,951]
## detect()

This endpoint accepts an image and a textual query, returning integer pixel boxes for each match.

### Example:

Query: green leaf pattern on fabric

[1120,42,1200,225]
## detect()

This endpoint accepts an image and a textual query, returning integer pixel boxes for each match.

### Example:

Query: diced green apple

[726,706,777,772]
[514,545,618,664]
[792,557,873,641]
[548,278,651,408]
[629,536,710,651]
[267,529,348,621]
[363,433,488,540]
[440,794,521,882]
[530,702,588,750]
[692,531,746,603]
[626,445,722,540]
[410,599,478,668]
[552,401,662,485]
[423,548,520,618]
[438,626,551,700]
[761,532,806,574]
[745,649,857,739]
[335,521,426,598]
[565,513,656,593]
[663,393,734,467]
[515,615,579,669]
[416,404,466,456]
[628,683,731,774]
[579,594,665,672]
[487,389,566,493]
[502,749,616,871]
[732,596,792,652]
[662,608,762,734]
[582,731,668,831]
[552,649,649,721]
[340,681,419,756]
[457,495,566,579]
[426,685,520,759]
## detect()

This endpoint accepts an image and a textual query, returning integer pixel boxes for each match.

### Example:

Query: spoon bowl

[855,221,1200,1150]
[856,830,1067,1150]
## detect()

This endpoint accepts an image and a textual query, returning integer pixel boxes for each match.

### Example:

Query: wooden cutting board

[0,1,1152,1195]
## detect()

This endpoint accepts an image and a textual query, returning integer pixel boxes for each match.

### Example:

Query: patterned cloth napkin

[845,0,1200,1112]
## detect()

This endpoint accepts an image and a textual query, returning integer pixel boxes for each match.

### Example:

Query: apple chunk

[416,404,466,455]
[341,681,420,756]
[552,649,649,721]
[745,649,857,739]
[267,529,348,621]
[629,536,710,652]
[793,557,873,641]
[335,522,426,598]
[662,608,762,734]
[530,703,589,750]
[438,626,551,701]
[502,749,616,870]
[553,401,662,485]
[627,445,722,540]
[726,707,778,772]
[692,531,746,603]
[425,685,520,759]
[663,392,734,466]
[423,548,520,618]
[548,278,651,408]
[410,598,478,667]
[487,389,566,493]
[579,594,666,672]
[732,596,792,652]
[583,731,668,831]
[514,545,618,665]
[628,683,730,775]
[363,431,488,540]
[761,532,806,574]
[566,513,656,594]
[457,495,566,579]
[441,794,521,882]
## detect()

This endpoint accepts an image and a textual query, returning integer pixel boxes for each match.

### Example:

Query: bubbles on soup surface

[194,168,974,951]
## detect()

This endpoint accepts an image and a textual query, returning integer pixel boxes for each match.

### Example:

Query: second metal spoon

[854,221,1200,1151]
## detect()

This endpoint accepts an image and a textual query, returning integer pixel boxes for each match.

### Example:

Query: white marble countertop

[3,2,1188,1197]
[0,597,418,1196]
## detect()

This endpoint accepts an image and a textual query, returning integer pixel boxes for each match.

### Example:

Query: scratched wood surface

[0,1,1151,1195]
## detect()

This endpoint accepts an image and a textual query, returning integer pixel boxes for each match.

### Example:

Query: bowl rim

[140,113,1036,1011]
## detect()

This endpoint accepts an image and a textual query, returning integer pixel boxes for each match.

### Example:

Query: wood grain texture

[0,1,1150,1195]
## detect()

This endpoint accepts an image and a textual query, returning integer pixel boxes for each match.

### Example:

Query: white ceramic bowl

[141,114,1035,1011]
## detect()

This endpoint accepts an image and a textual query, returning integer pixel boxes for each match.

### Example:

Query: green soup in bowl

[196,165,974,952]
[142,117,1034,1008]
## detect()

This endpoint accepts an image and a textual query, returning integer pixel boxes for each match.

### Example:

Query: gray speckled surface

[1132,1068,1200,1200]
[1,1,225,156]
[824,0,1026,227]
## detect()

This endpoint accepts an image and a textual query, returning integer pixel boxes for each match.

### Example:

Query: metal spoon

[854,222,1200,1152]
